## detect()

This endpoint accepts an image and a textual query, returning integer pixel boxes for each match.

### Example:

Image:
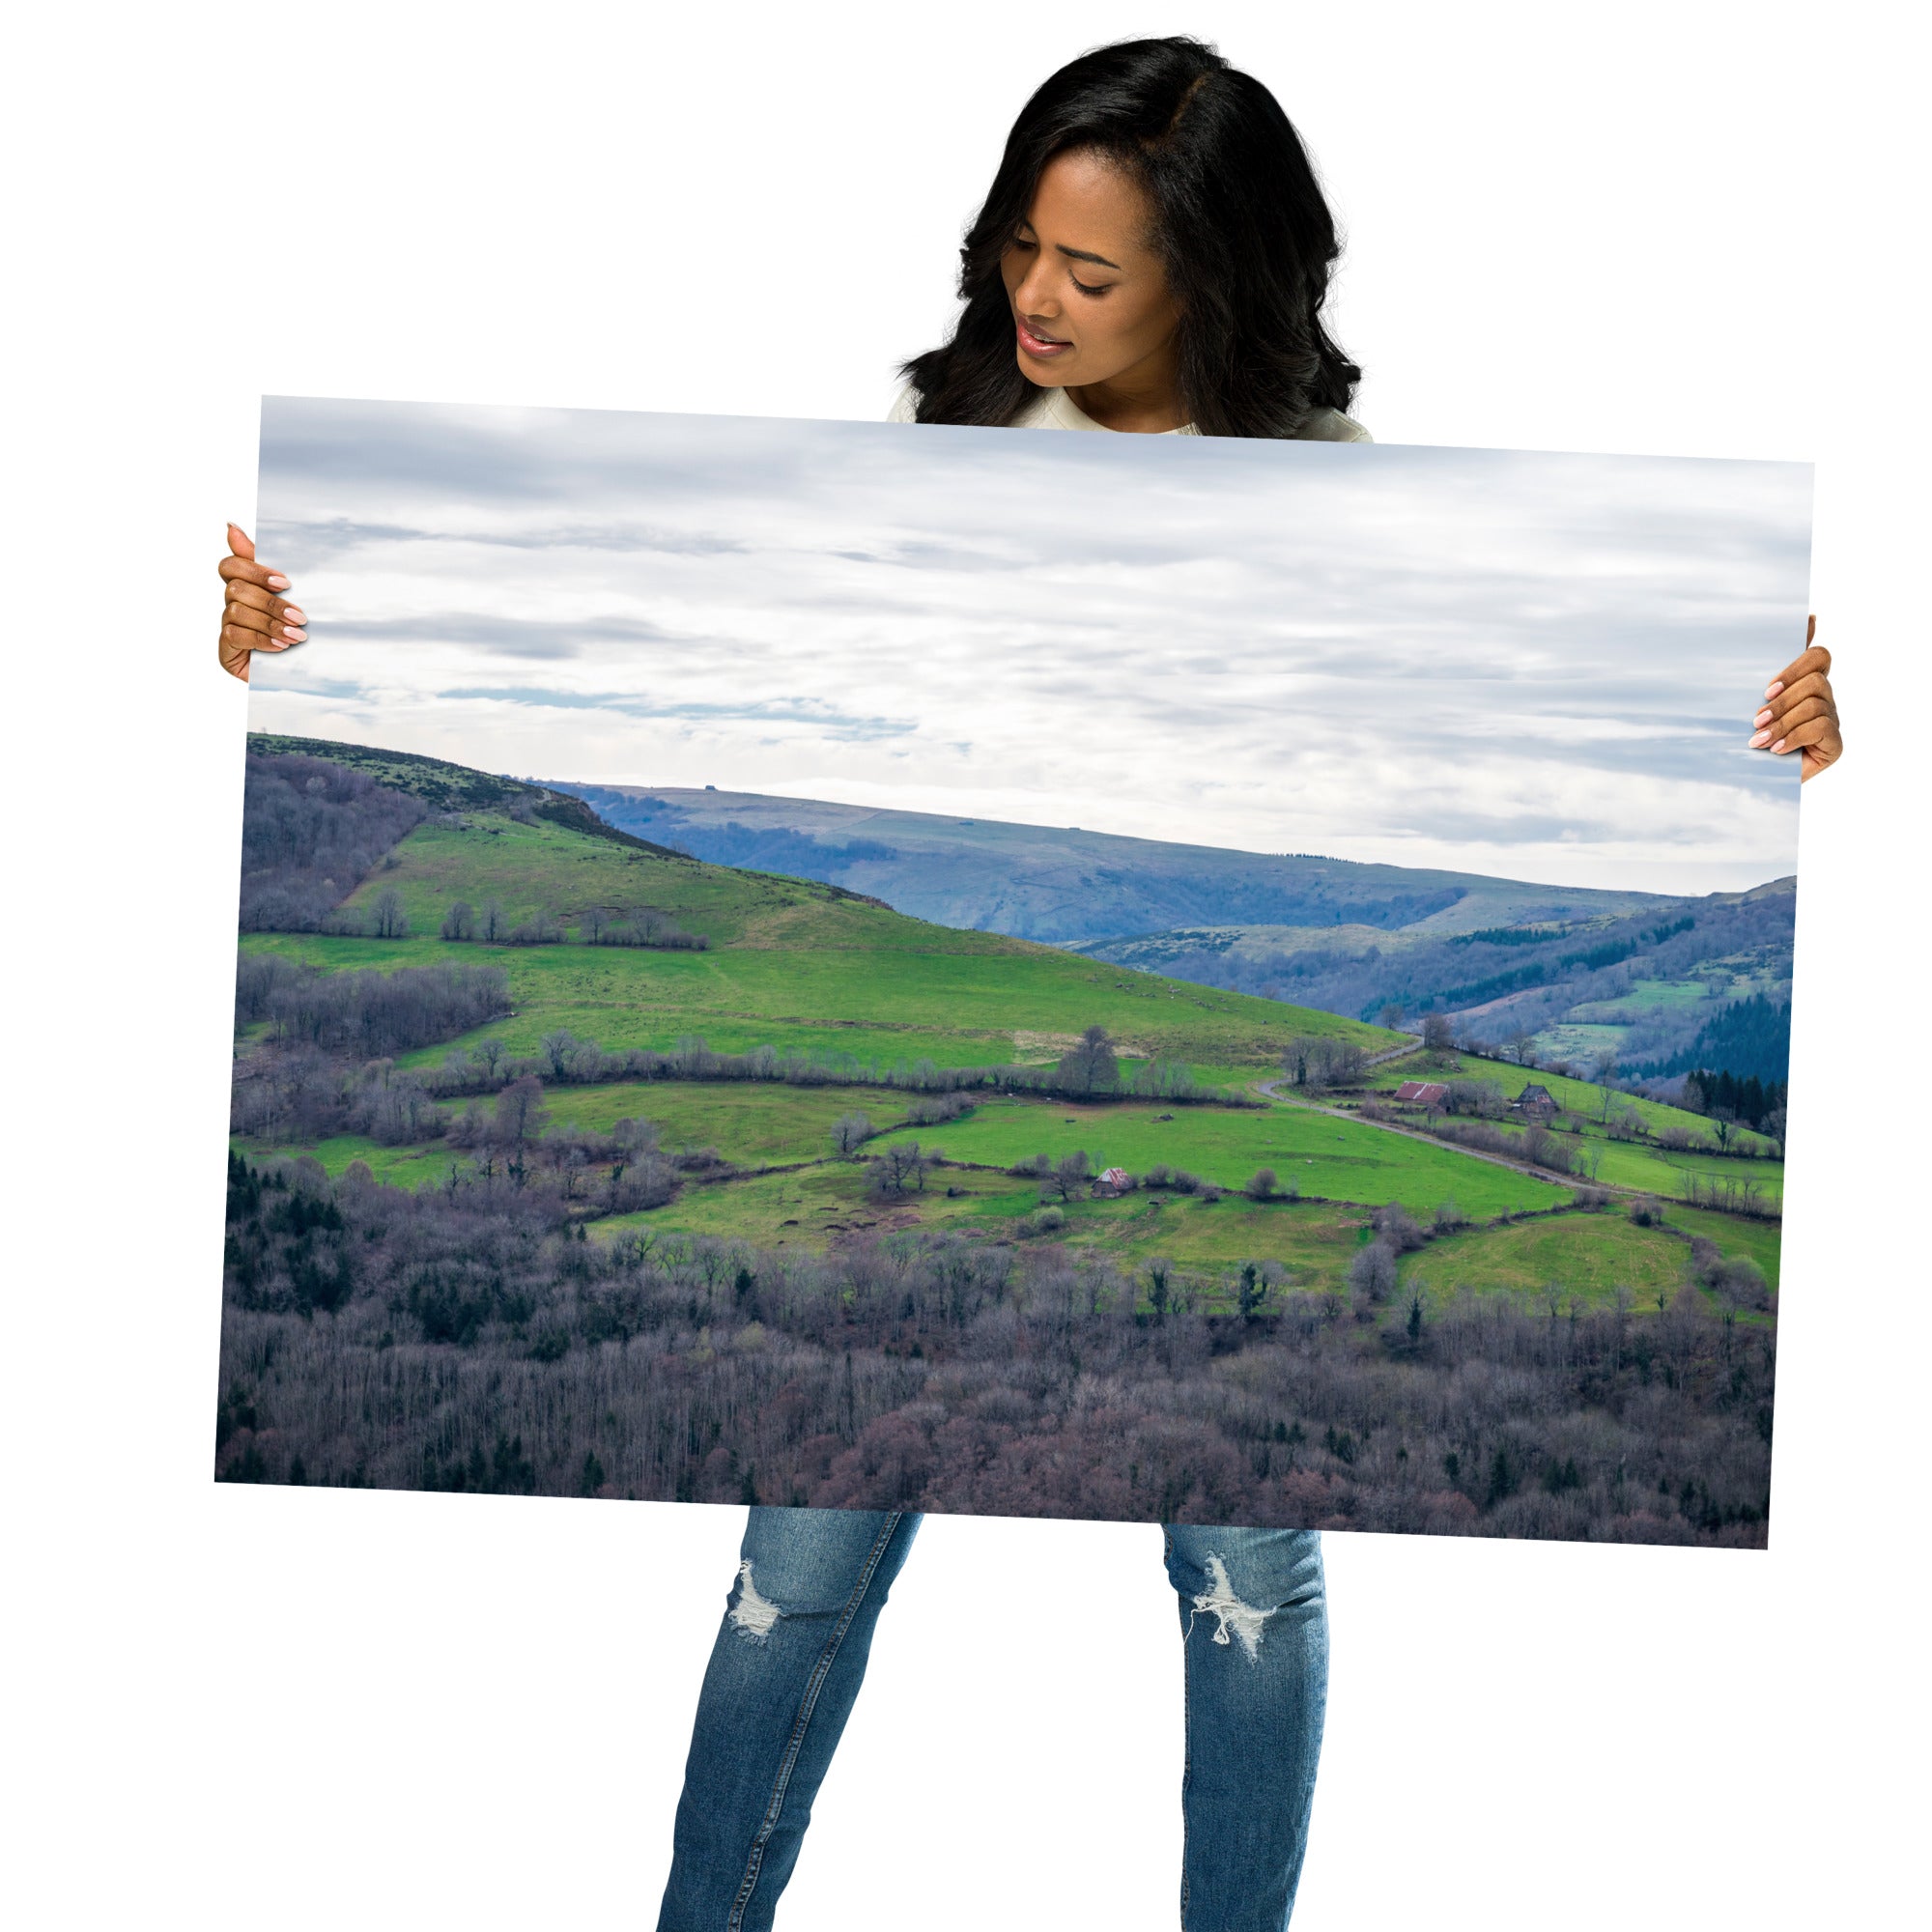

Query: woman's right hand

[217,524,306,682]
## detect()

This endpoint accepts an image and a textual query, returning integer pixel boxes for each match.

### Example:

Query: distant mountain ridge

[548,781,1794,1086]
[552,782,1672,947]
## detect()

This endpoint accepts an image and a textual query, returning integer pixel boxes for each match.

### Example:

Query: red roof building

[1394,1081,1449,1106]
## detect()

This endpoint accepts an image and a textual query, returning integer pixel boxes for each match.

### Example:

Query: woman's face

[999,148,1180,393]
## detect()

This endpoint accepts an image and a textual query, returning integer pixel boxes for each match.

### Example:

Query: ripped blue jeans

[656,1510,1326,1932]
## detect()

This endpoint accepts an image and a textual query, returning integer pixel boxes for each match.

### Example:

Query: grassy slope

[243,803,1397,1074]
[870,1094,1568,1218]
[597,1163,1405,1300]
[534,1081,908,1166]
[1397,1213,1694,1309]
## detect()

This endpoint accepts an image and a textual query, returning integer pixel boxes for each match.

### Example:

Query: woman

[213,38,1842,1930]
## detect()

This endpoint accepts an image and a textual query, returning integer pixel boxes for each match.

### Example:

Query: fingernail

[1771,740,1787,753]
[1764,682,1783,698]
[283,626,305,641]
[281,605,305,622]
[1749,730,1771,747]
[268,574,289,588]
[1753,708,1772,725]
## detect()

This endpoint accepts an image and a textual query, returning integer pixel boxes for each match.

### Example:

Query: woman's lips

[1016,316,1072,358]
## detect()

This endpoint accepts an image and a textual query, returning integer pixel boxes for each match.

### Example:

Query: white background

[4,4,1924,1926]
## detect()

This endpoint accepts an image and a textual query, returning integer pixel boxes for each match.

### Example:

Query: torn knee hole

[1189,1554,1270,1662]
[728,1559,784,1640]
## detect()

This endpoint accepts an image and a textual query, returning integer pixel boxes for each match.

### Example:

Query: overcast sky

[251,397,1809,894]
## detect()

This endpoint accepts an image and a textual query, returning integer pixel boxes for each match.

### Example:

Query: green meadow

[241,923,1385,1081]
[1397,1212,1695,1309]
[870,1093,1568,1218]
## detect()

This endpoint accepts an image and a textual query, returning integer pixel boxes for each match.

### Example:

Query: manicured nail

[1764,682,1783,699]
[1770,739,1787,753]
[1753,708,1772,725]
[282,625,305,641]
[281,605,305,622]
[1749,730,1771,747]
[268,574,289,588]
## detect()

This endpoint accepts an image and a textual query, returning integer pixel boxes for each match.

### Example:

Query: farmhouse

[1513,1082,1558,1119]
[1096,1167,1131,1195]
[1394,1080,1449,1106]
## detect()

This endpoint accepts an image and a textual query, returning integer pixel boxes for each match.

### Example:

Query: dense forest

[238,753,428,931]
[1628,993,1793,1087]
[217,1151,1773,1544]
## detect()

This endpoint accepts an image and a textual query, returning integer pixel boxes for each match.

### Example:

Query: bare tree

[1049,1150,1092,1202]
[832,1112,874,1155]
[1592,1049,1621,1120]
[1420,1012,1455,1054]
[867,1140,932,1198]
[440,900,475,942]
[1056,1026,1119,1096]
[494,1075,550,1147]
[371,886,409,939]
[1347,1240,1398,1305]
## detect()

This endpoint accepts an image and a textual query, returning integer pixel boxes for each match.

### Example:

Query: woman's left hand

[1751,614,1842,781]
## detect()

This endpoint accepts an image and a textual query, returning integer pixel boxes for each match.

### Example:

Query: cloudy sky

[251,397,1809,894]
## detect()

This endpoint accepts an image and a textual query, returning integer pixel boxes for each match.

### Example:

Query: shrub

[1371,1204,1428,1253]
[1246,1168,1278,1202]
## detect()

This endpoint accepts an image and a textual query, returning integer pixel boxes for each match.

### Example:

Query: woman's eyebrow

[1056,243,1122,270]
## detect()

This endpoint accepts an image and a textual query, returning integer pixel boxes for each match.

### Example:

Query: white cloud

[250,398,1808,893]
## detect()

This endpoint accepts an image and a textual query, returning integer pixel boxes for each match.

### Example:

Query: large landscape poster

[222,398,1807,1545]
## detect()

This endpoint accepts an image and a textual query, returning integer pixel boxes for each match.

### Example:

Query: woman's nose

[1013,261,1061,320]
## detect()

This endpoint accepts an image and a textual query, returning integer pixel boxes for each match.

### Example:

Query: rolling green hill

[243,733,1395,1073]
[235,734,1778,1318]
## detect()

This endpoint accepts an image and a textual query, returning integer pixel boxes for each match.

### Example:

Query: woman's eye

[1070,275,1111,297]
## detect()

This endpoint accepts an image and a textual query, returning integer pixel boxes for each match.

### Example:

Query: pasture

[871,1093,1570,1218]
[1396,1212,1696,1310]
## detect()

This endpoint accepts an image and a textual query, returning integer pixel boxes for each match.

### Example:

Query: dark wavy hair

[900,37,1360,439]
